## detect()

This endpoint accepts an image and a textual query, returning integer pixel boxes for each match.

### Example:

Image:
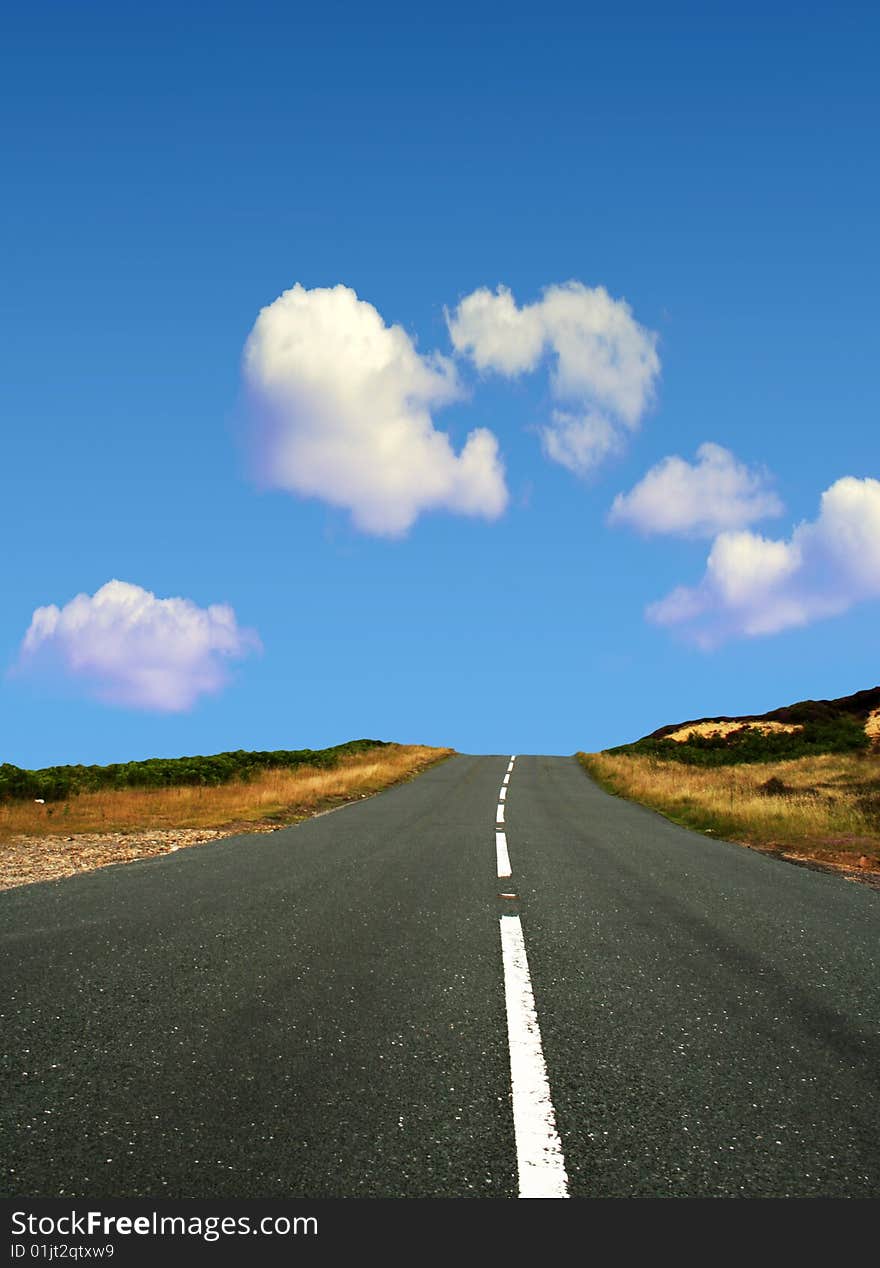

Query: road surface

[2,754,878,1198]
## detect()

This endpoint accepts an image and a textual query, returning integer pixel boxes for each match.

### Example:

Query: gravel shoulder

[0,822,284,891]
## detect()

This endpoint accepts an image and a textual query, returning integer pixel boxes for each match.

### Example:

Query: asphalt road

[2,754,878,1198]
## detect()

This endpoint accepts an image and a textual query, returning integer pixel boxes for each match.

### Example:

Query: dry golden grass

[579,749,880,875]
[0,743,450,837]
[867,708,880,740]
[665,719,802,742]
[0,744,453,890]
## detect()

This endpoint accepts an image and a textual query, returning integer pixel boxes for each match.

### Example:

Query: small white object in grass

[34,799,45,804]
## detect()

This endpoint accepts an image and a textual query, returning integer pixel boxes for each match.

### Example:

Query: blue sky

[2,1,878,768]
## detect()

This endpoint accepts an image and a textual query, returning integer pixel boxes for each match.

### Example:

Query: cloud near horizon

[610,442,783,537]
[244,283,508,536]
[16,580,260,711]
[446,282,660,476]
[648,476,880,646]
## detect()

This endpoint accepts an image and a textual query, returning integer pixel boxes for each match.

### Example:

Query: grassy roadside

[578,749,880,879]
[0,743,453,890]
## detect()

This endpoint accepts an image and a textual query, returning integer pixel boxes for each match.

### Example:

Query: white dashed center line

[496,830,512,878]
[493,754,569,1198]
[499,913,569,1198]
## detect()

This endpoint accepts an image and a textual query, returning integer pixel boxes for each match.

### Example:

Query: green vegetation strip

[0,739,389,803]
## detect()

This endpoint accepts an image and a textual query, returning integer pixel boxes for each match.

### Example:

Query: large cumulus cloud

[446,281,660,475]
[244,283,508,536]
[648,477,880,646]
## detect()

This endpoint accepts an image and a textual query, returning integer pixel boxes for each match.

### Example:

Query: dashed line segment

[494,754,570,1198]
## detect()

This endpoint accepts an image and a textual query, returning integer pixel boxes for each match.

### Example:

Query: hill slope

[611,686,880,766]
[580,686,880,882]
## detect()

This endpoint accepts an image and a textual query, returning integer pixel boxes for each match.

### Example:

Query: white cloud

[17,580,260,711]
[609,442,783,537]
[244,283,508,536]
[446,281,660,475]
[648,476,880,646]
[541,410,621,475]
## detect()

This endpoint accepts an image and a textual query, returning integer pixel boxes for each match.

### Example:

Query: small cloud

[15,580,260,711]
[648,476,880,646]
[540,410,621,476]
[446,281,660,475]
[610,442,783,537]
[243,282,508,536]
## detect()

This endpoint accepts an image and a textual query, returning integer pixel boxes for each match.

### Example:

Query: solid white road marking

[499,914,569,1198]
[496,831,512,878]
[499,786,507,801]
[497,803,505,824]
